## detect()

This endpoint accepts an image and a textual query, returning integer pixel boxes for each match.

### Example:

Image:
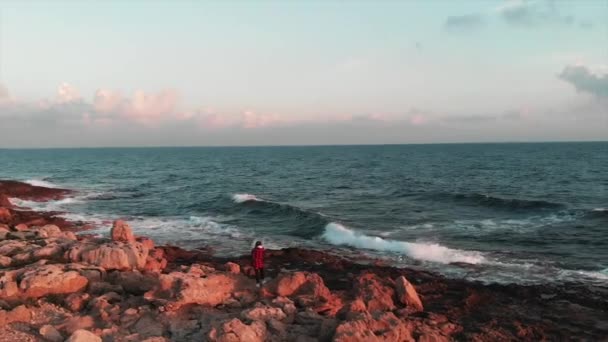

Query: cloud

[497,0,575,28]
[56,82,82,104]
[558,64,608,98]
[443,14,485,32]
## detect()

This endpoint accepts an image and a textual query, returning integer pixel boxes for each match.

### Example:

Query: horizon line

[0,140,607,150]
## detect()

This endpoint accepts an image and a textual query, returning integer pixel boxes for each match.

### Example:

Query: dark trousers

[255,268,265,283]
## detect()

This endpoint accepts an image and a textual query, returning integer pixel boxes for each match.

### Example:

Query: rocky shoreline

[0,180,606,341]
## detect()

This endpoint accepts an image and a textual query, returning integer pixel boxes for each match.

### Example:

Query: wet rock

[39,324,63,342]
[19,264,88,298]
[111,220,135,243]
[209,318,267,342]
[65,329,101,342]
[395,276,424,312]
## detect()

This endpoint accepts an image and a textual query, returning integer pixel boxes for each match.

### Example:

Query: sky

[0,0,607,148]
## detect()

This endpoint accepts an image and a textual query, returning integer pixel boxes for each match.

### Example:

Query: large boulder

[144,271,254,310]
[354,272,395,313]
[395,276,424,312]
[35,224,63,238]
[208,318,266,342]
[273,272,332,302]
[110,220,135,243]
[18,264,88,298]
[70,241,149,271]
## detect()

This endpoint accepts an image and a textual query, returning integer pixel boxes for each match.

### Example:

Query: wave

[232,193,262,203]
[24,179,59,188]
[592,208,607,212]
[448,193,563,210]
[9,197,82,211]
[322,222,486,265]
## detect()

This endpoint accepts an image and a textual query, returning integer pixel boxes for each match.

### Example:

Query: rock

[418,332,449,342]
[0,273,20,299]
[274,272,332,303]
[267,319,287,339]
[108,270,159,294]
[6,305,32,323]
[19,264,89,298]
[395,276,424,312]
[36,224,63,238]
[144,272,253,310]
[0,255,11,267]
[65,329,101,342]
[224,262,241,274]
[74,241,149,271]
[209,318,266,342]
[0,207,11,224]
[354,272,395,312]
[271,296,297,317]
[89,281,124,294]
[62,316,95,335]
[111,220,135,243]
[0,225,8,239]
[39,324,63,342]
[241,305,287,322]
[32,243,64,260]
[64,293,91,312]
[338,299,367,320]
[133,315,165,338]
[0,194,13,208]
[13,223,28,231]
[334,312,413,342]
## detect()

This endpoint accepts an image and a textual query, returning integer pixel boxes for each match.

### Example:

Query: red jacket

[251,246,265,269]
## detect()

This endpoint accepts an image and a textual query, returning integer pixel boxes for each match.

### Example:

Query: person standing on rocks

[251,241,265,287]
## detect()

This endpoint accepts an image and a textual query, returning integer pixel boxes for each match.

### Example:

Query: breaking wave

[232,193,262,203]
[322,222,486,264]
[24,179,60,188]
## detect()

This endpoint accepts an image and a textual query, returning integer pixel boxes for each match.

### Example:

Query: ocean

[1,142,606,286]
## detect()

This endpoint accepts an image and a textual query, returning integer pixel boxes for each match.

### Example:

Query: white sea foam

[24,179,59,188]
[592,208,607,212]
[9,197,82,211]
[232,193,261,203]
[322,222,486,264]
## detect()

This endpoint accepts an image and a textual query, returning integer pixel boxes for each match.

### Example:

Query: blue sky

[0,0,607,147]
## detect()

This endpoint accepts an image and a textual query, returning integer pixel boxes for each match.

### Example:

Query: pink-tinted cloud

[56,82,81,104]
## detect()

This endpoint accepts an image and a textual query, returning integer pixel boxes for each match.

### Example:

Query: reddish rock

[334,312,413,342]
[65,329,101,342]
[0,207,12,224]
[209,318,267,342]
[36,224,63,238]
[395,276,424,312]
[74,241,149,271]
[13,223,28,231]
[111,220,135,243]
[273,272,333,305]
[64,293,91,312]
[0,194,13,208]
[0,255,11,268]
[108,270,159,294]
[62,316,96,335]
[19,264,89,298]
[133,314,165,338]
[144,271,253,310]
[241,305,287,322]
[224,262,241,274]
[0,180,72,201]
[6,305,32,323]
[354,272,395,313]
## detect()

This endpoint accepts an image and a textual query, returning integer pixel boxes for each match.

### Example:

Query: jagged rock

[6,305,32,323]
[32,243,64,260]
[36,224,63,238]
[0,272,19,299]
[111,220,135,243]
[39,324,63,342]
[0,207,11,224]
[19,264,88,298]
[395,276,424,312]
[62,316,96,335]
[209,318,267,342]
[338,299,367,320]
[64,293,91,312]
[241,305,287,322]
[70,241,149,271]
[273,272,332,303]
[224,262,241,274]
[271,296,297,317]
[65,329,101,342]
[0,195,13,208]
[133,315,165,338]
[144,271,253,310]
[334,312,413,342]
[354,272,395,312]
[108,270,159,294]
